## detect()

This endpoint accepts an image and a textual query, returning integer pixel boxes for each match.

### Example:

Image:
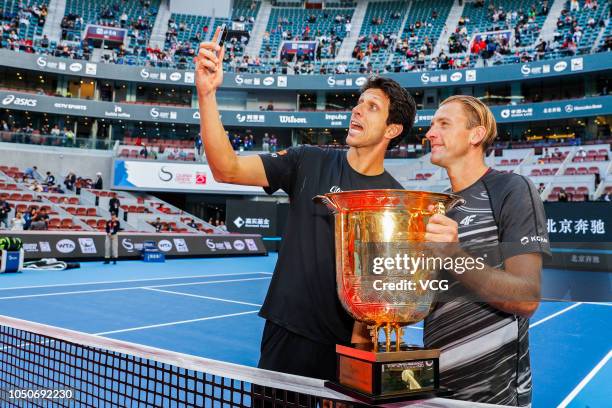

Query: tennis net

[0,315,356,408]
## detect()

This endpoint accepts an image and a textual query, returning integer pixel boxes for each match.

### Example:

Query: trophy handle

[313,195,340,214]
[433,197,466,216]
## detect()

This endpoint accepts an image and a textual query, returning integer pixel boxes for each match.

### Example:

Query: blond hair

[440,95,497,151]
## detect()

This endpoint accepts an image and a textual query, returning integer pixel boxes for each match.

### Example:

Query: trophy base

[325,381,452,404]
[326,344,444,404]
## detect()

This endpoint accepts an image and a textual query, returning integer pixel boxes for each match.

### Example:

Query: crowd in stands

[18,165,101,196]
[227,130,280,152]
[0,121,82,146]
[0,162,108,231]
[1,0,610,74]
[0,1,48,51]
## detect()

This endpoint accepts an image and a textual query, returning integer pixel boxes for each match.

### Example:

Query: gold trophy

[314,190,464,403]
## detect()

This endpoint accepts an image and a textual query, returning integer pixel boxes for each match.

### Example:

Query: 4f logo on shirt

[330,186,342,193]
[459,215,476,226]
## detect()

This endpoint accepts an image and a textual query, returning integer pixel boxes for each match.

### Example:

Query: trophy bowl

[315,189,464,349]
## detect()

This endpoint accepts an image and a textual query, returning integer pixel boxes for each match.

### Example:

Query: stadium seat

[588,167,599,174]
[48,219,61,228]
[60,219,73,228]
[68,197,80,205]
[76,207,87,216]
[86,208,97,216]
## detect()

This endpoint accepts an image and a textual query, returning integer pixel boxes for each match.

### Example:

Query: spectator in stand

[187,218,198,229]
[30,208,49,230]
[75,177,84,194]
[22,166,41,181]
[139,144,149,159]
[157,146,168,160]
[152,217,163,232]
[45,171,55,186]
[65,128,75,146]
[195,135,202,156]
[600,191,612,202]
[0,199,10,229]
[93,172,103,189]
[269,134,278,152]
[11,211,25,230]
[64,171,76,191]
[109,195,121,216]
[29,181,44,193]
[262,133,270,152]
[218,221,228,232]
[23,208,34,230]
[558,188,569,202]
[231,133,242,150]
[538,183,545,194]
[577,146,587,159]
[50,124,60,138]
[104,213,120,264]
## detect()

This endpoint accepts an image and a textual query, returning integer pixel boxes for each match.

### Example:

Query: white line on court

[556,349,612,408]
[144,287,262,307]
[94,311,260,335]
[529,303,583,329]
[0,271,272,291]
[580,301,612,307]
[0,277,272,301]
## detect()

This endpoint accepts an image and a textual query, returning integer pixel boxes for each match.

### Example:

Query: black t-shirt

[259,145,403,345]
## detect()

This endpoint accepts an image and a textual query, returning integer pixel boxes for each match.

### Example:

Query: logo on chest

[459,215,477,226]
[330,185,342,193]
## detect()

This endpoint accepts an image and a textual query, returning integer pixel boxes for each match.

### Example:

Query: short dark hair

[361,76,416,150]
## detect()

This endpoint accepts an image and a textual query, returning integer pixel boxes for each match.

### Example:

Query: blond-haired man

[423,96,550,406]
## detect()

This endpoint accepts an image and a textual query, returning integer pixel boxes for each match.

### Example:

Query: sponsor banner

[543,202,611,272]
[0,88,609,128]
[0,49,607,90]
[226,200,277,236]
[112,160,267,194]
[544,202,611,242]
[1,232,266,259]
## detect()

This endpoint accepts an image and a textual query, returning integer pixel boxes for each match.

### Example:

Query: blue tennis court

[0,254,609,407]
